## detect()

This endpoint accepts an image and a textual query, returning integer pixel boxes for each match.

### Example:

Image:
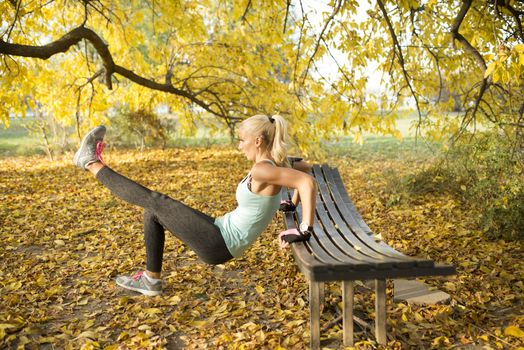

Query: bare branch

[449,0,492,139]
[283,0,292,34]
[293,0,306,93]
[495,0,524,42]
[6,0,22,41]
[301,0,343,85]
[241,0,252,21]
[75,88,82,141]
[376,0,423,131]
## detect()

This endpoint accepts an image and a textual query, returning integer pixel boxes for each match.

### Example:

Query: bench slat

[322,165,434,267]
[313,165,416,269]
[282,192,373,275]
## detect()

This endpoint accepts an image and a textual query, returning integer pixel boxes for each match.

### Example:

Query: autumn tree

[1,0,320,148]
[2,0,523,150]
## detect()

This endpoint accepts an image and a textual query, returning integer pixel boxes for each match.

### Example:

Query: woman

[73,115,317,296]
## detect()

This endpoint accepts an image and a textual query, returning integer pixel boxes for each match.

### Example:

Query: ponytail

[239,114,290,167]
[269,115,289,167]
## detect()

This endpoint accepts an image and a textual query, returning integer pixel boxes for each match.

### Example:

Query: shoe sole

[115,280,162,297]
[73,126,106,169]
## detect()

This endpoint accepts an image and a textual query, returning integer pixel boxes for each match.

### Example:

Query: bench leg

[342,281,354,347]
[309,280,321,350]
[375,279,387,345]
[319,282,325,309]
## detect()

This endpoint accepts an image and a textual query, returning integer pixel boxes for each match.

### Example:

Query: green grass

[0,116,443,160]
[0,119,43,156]
[322,135,443,161]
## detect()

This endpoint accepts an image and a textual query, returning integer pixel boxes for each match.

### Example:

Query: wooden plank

[313,165,409,268]
[295,263,456,282]
[283,196,370,277]
[323,166,434,266]
[289,188,374,269]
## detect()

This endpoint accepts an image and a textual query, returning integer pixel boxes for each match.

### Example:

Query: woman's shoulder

[251,160,278,178]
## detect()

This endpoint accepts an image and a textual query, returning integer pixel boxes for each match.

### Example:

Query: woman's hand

[278,228,311,249]
[279,199,296,212]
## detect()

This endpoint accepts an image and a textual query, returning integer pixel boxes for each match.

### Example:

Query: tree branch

[283,0,292,34]
[376,0,423,129]
[6,0,22,41]
[0,26,242,121]
[449,0,492,138]
[241,0,252,21]
[496,0,524,42]
[450,0,487,71]
[301,0,343,85]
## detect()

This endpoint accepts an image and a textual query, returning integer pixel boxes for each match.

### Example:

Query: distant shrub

[387,132,523,240]
[110,107,170,150]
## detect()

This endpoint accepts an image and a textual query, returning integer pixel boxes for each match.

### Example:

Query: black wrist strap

[281,229,312,243]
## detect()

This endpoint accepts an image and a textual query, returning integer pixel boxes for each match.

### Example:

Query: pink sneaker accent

[96,141,106,165]
[132,271,144,281]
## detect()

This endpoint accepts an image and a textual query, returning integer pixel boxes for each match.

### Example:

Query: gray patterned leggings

[96,167,233,272]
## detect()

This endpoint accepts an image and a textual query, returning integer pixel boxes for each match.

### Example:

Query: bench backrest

[281,164,454,281]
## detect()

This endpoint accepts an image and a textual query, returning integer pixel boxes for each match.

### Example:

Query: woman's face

[238,129,259,161]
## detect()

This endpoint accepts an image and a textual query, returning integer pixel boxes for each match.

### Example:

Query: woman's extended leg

[75,126,232,295]
[90,165,233,266]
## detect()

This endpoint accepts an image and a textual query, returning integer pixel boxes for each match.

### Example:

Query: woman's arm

[290,160,312,206]
[251,162,317,227]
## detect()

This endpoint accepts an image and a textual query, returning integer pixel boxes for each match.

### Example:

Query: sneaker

[73,125,107,170]
[115,271,162,296]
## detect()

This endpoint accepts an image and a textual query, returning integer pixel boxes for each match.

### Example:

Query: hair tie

[269,116,275,124]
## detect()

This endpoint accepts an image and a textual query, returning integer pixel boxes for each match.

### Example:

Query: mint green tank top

[214,161,281,258]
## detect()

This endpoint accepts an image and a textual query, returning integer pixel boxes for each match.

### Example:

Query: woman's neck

[254,150,272,164]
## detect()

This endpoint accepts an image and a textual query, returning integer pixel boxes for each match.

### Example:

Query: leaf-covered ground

[0,147,522,349]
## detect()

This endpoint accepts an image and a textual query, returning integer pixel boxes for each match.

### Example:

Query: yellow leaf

[77,297,89,306]
[255,285,265,294]
[504,325,524,338]
[513,44,524,54]
[118,296,129,305]
[117,332,129,341]
[484,62,496,79]
[84,319,94,329]
[143,308,162,315]
[168,295,181,305]
[38,336,56,343]
[76,331,97,340]
[190,320,208,328]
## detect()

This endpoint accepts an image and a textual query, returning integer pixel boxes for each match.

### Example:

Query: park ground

[0,125,523,349]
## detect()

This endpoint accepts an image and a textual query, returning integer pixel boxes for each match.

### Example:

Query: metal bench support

[342,281,354,346]
[309,280,321,350]
[375,279,387,345]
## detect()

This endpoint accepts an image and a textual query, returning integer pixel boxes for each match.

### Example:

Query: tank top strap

[243,159,276,191]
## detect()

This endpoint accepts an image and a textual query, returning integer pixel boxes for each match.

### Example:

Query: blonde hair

[239,114,290,167]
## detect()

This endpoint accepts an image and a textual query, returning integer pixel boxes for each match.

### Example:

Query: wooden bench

[281,163,456,349]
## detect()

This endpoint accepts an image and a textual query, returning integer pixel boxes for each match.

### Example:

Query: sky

[301,0,386,94]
